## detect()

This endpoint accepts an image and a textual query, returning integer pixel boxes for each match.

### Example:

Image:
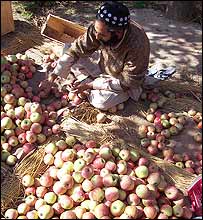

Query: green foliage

[133,1,146,9]
[13,1,56,19]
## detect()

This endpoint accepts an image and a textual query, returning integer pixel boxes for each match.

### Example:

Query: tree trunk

[165,1,196,21]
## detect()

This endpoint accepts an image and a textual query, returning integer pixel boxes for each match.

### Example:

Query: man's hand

[70,81,93,93]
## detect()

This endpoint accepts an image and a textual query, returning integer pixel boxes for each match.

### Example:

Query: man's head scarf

[96,1,130,28]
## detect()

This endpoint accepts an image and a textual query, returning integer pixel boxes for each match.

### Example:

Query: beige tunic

[67,20,150,89]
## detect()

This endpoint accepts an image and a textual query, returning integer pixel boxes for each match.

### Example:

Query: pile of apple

[1,54,67,166]
[138,88,202,175]
[3,137,196,219]
[42,52,59,73]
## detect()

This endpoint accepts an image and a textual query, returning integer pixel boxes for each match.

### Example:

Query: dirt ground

[1,3,202,158]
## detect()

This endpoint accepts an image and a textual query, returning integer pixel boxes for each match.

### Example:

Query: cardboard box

[1,1,15,36]
[41,14,86,44]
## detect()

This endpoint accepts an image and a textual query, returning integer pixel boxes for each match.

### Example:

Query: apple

[74,206,86,219]
[17,203,30,215]
[53,181,68,195]
[24,186,36,196]
[1,150,11,162]
[111,147,120,157]
[59,174,74,189]
[118,189,127,201]
[61,149,76,161]
[55,140,67,151]
[52,202,64,215]
[82,179,95,192]
[140,138,151,148]
[164,186,179,200]
[60,210,77,219]
[105,160,117,172]
[36,186,48,198]
[1,116,13,130]
[146,113,155,122]
[71,189,85,203]
[73,158,86,171]
[30,112,42,123]
[120,175,135,191]
[147,145,158,155]
[135,165,149,179]
[127,193,140,205]
[8,135,18,147]
[99,146,112,160]
[23,143,35,154]
[124,205,138,218]
[25,195,37,206]
[175,162,184,168]
[4,208,18,219]
[81,211,95,219]
[147,172,161,186]
[30,123,42,134]
[89,187,105,202]
[138,157,149,166]
[157,179,168,192]
[6,155,17,166]
[44,192,57,204]
[182,206,193,219]
[4,94,15,104]
[14,106,25,119]
[21,119,32,130]
[94,203,110,219]
[110,200,126,217]
[160,204,173,217]
[58,194,74,209]
[93,157,106,169]
[38,204,54,219]
[85,140,97,148]
[39,174,53,187]
[81,165,94,179]
[65,135,77,147]
[83,151,96,164]
[144,206,158,219]
[26,210,38,219]
[26,131,37,144]
[119,149,130,161]
[105,187,119,202]
[36,133,46,144]
[172,204,183,217]
[22,174,35,187]
[45,142,58,155]
[35,198,46,210]
[43,153,54,165]
[103,174,119,187]
[117,160,128,175]
[51,124,60,134]
[91,174,103,188]
[72,171,84,183]
[18,132,27,144]
[135,184,150,199]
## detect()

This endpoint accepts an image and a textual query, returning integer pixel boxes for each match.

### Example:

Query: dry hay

[158,78,201,94]
[61,116,115,145]
[61,118,198,193]
[1,162,23,214]
[14,135,63,178]
[125,143,198,193]
[1,31,43,55]
[64,102,102,125]
[162,96,202,113]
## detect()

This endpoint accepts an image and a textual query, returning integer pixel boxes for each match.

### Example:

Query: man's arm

[66,24,100,59]
[49,24,101,81]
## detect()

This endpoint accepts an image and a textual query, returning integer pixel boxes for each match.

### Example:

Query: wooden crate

[41,14,86,44]
[1,1,15,36]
